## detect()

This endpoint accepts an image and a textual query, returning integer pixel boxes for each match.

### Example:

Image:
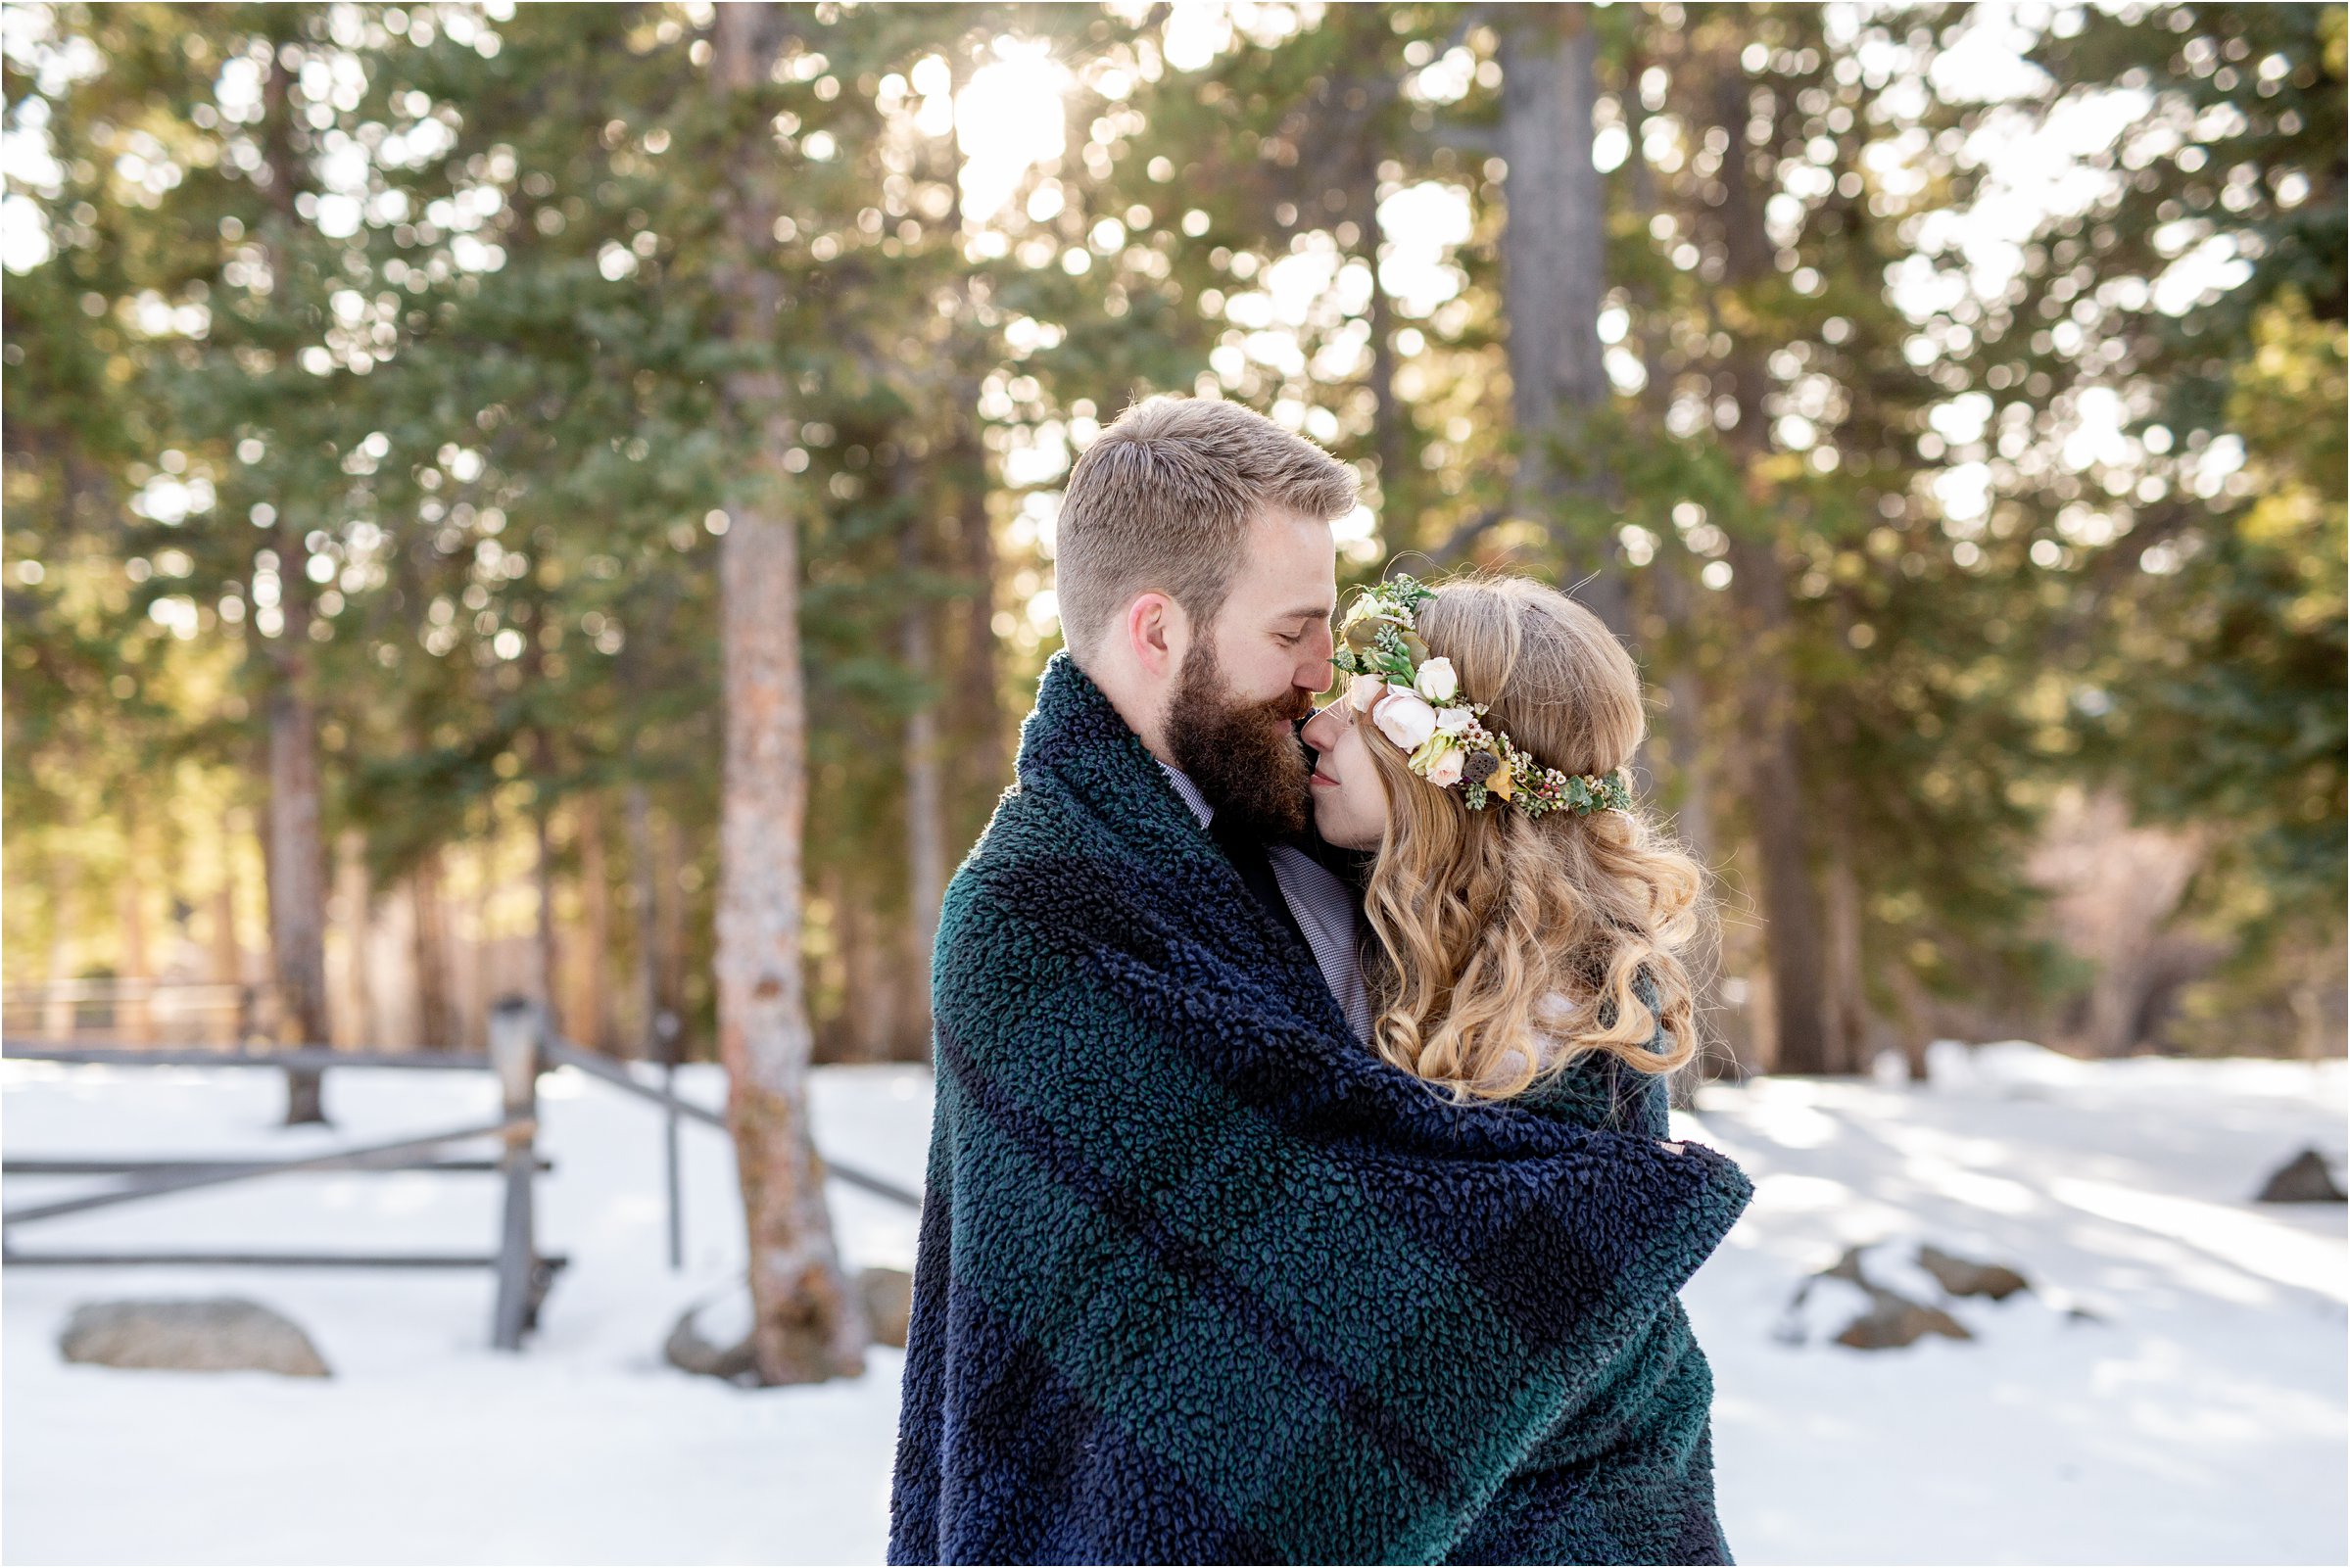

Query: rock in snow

[1835,1286,1975,1351]
[664,1264,913,1384]
[59,1298,330,1378]
[2257,1146,2348,1204]
[859,1266,912,1349]
[1917,1243,2033,1301]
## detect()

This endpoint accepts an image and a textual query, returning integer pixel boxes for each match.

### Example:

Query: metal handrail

[2,979,247,1002]
[4,1041,490,1070]
[1,1115,536,1227]
[538,1035,924,1211]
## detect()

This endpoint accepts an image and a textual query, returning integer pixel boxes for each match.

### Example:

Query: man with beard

[889,394,1381,1563]
[1036,392,1374,1042]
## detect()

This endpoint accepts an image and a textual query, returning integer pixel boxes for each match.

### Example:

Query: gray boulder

[665,1264,916,1386]
[1917,1243,2032,1301]
[2256,1147,2347,1204]
[663,1298,761,1386]
[861,1265,913,1349]
[1835,1288,1974,1351]
[59,1298,330,1378]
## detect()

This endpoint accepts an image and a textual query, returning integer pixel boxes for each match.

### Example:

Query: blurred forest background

[5,0,2343,1083]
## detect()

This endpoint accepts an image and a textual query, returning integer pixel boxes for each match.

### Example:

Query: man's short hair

[1053,395,1361,664]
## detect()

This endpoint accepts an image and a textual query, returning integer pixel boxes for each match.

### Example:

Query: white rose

[1434,705,1472,735]
[1345,673,1387,712]
[1422,746,1465,787]
[1371,689,1437,750]
[1414,656,1459,702]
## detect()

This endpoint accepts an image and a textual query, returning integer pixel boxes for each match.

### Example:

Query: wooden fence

[1,996,921,1351]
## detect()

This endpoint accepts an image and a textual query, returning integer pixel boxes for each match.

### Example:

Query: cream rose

[1434,705,1472,735]
[1422,745,1465,787]
[1371,689,1437,750]
[1414,655,1459,702]
[1345,673,1386,712]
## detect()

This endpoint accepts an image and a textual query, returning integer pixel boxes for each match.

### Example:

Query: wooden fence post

[487,994,543,1351]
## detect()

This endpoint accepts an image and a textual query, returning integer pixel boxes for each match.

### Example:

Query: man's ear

[1125,591,1188,680]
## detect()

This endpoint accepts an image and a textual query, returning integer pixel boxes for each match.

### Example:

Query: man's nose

[1298,639,1334,694]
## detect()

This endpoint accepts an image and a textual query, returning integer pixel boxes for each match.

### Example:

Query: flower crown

[1330,575,1632,819]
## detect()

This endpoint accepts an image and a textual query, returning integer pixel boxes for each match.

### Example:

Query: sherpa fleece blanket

[887,651,1755,1566]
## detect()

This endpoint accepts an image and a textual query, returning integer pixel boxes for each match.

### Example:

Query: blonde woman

[1300,569,1712,1112]
[1289,570,1739,1564]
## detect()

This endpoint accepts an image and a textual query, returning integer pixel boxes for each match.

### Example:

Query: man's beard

[1165,638,1315,839]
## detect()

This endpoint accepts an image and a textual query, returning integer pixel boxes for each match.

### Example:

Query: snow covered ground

[4,1045,2343,1566]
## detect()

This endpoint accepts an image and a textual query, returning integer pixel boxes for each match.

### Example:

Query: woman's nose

[1301,703,1339,750]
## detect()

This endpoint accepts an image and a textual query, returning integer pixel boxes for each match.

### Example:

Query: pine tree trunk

[1704,52,1832,1075]
[117,842,152,1045]
[470,833,496,1053]
[576,792,614,1055]
[1661,660,1724,1107]
[331,829,372,1048]
[1651,570,1735,1098]
[1650,568,1719,875]
[265,681,330,1114]
[1889,962,1935,1083]
[652,806,689,1057]
[1497,3,1627,639]
[939,53,1009,841]
[627,784,663,1061]
[709,1,867,1386]
[258,38,327,1122]
[1722,566,1830,1072]
[411,848,457,1050]
[44,853,77,1039]
[210,814,243,1046]
[1821,820,1871,1075]
[900,539,944,1055]
[531,746,558,1030]
[1367,251,1408,516]
[1331,40,1408,517]
[947,414,1007,818]
[841,882,897,1064]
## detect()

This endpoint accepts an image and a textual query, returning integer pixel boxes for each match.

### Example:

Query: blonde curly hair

[1354,572,1713,1105]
